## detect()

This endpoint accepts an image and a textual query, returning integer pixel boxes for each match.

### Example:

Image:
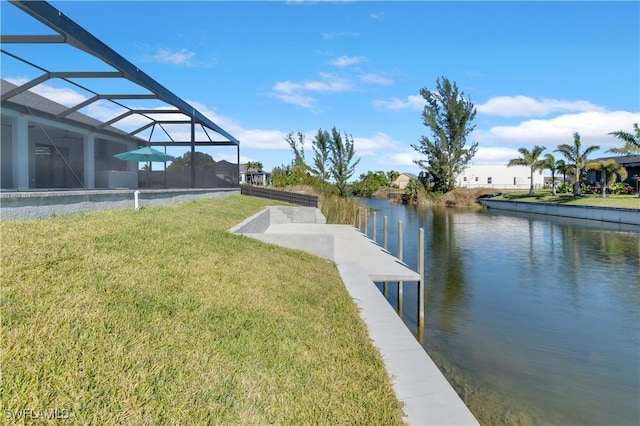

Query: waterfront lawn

[491,190,640,209]
[1,196,405,425]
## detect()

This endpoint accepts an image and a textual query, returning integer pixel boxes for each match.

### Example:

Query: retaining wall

[479,199,640,225]
[0,188,239,220]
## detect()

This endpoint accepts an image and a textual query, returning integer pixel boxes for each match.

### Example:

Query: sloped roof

[594,155,640,167]
[397,172,418,180]
[2,79,145,143]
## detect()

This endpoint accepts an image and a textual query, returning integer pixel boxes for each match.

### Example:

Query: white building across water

[456,165,544,190]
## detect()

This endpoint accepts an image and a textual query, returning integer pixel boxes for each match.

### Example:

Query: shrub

[402,179,428,205]
[609,182,629,195]
[557,182,573,193]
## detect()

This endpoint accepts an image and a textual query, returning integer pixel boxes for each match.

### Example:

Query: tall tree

[507,145,546,195]
[411,77,478,192]
[541,153,558,195]
[329,127,360,197]
[245,161,264,185]
[310,129,331,185]
[555,159,573,185]
[555,132,600,195]
[607,123,640,155]
[351,171,389,198]
[386,170,400,183]
[166,151,215,171]
[245,161,263,171]
[284,132,307,170]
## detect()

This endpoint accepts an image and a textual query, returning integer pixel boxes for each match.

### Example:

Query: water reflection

[363,198,639,425]
[425,207,469,336]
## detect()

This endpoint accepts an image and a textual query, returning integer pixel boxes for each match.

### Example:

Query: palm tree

[541,153,558,195]
[587,159,628,197]
[555,132,600,195]
[508,145,546,195]
[607,123,640,155]
[245,161,264,185]
[555,159,573,185]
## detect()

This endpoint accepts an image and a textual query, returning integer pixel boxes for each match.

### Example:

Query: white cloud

[353,132,400,157]
[189,101,289,150]
[149,48,195,66]
[360,73,393,85]
[384,152,420,170]
[270,72,353,108]
[369,12,384,20]
[331,55,367,67]
[322,31,359,40]
[213,153,253,164]
[273,73,352,94]
[270,93,317,108]
[477,96,605,117]
[469,146,521,165]
[474,110,640,150]
[373,94,424,111]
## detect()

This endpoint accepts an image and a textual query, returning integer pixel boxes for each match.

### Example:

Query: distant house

[586,155,640,188]
[456,165,543,190]
[392,173,419,189]
[239,163,271,186]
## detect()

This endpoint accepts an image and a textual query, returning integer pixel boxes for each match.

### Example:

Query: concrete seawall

[229,206,479,425]
[479,198,640,225]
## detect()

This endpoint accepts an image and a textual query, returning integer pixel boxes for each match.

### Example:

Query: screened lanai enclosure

[1,0,239,190]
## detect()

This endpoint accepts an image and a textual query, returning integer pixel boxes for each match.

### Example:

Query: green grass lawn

[489,190,640,209]
[1,196,405,425]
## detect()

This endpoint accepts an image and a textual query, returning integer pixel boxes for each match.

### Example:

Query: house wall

[392,174,414,189]
[1,121,12,188]
[1,109,138,190]
[456,165,544,189]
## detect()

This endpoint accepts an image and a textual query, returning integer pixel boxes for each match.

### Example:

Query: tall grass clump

[318,192,368,225]
[1,195,405,425]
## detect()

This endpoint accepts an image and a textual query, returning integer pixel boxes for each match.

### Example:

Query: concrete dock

[264,223,420,282]
[230,206,479,425]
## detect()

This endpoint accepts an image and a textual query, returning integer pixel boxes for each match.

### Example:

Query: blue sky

[2,1,639,178]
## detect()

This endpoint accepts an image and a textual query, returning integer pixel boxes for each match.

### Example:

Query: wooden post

[364,210,369,237]
[383,216,388,250]
[383,215,388,297]
[372,211,377,242]
[397,220,403,315]
[398,220,403,261]
[418,227,425,329]
[357,207,361,231]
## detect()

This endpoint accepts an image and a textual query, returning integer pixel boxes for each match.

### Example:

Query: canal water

[361,198,639,425]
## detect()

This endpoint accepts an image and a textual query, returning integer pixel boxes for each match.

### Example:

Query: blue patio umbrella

[114,147,175,188]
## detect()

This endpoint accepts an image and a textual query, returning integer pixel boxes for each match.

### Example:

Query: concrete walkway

[264,223,420,282]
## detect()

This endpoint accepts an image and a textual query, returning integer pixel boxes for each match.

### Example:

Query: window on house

[463,177,467,182]
[488,177,492,184]
[475,177,479,182]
